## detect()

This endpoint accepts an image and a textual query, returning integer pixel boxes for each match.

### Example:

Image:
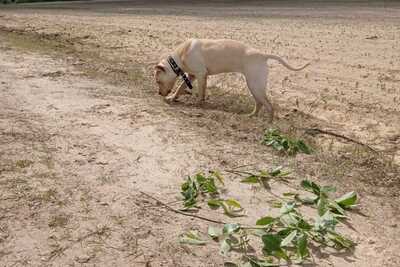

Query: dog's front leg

[166,74,195,102]
[196,75,207,103]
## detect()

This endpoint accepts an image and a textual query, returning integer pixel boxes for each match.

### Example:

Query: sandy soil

[0,1,399,266]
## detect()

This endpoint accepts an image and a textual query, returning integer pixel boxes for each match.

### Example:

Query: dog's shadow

[168,87,255,115]
[164,84,330,135]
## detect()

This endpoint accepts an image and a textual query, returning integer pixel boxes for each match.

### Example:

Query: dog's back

[193,39,249,74]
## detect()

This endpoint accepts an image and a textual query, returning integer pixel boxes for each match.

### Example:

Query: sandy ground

[0,1,399,266]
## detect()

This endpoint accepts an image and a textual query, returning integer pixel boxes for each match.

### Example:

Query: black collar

[167,56,193,90]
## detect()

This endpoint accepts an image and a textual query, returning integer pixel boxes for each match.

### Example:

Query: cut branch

[139,191,226,225]
[300,127,377,152]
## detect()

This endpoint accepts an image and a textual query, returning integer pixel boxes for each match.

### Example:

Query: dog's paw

[183,88,193,95]
[194,99,206,107]
[247,111,257,118]
[164,95,177,103]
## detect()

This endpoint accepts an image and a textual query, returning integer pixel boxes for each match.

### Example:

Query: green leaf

[195,173,206,184]
[329,200,346,216]
[301,180,320,195]
[223,223,240,235]
[223,262,238,267]
[297,218,312,231]
[296,234,309,259]
[181,176,199,208]
[203,179,218,193]
[225,198,242,209]
[280,202,296,214]
[321,185,336,194]
[241,175,259,184]
[280,213,299,227]
[335,191,357,208]
[262,234,289,261]
[270,201,282,208]
[179,230,207,245]
[277,228,291,238]
[297,140,312,154]
[262,128,311,156]
[211,171,225,185]
[282,192,297,197]
[327,231,355,249]
[262,234,282,253]
[314,211,338,231]
[295,194,319,204]
[256,216,275,226]
[221,201,244,217]
[220,238,232,256]
[272,143,284,151]
[280,230,297,247]
[251,229,269,237]
[208,226,223,239]
[274,249,289,261]
[269,166,282,176]
[317,195,329,216]
[194,173,219,194]
[207,199,222,209]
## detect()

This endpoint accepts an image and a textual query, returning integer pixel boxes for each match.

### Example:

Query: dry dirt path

[0,37,229,266]
[1,29,399,267]
[1,2,400,267]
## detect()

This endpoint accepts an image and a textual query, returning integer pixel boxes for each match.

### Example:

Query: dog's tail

[265,54,310,71]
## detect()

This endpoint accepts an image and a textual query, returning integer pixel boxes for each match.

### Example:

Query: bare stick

[229,163,258,170]
[139,191,226,225]
[300,127,377,152]
[224,169,255,177]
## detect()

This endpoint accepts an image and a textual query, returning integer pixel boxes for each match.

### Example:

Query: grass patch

[0,26,149,99]
[15,159,33,168]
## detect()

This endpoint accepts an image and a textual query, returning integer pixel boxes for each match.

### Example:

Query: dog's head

[154,61,177,96]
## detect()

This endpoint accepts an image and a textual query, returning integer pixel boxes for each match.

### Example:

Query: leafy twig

[139,191,226,225]
[262,128,312,155]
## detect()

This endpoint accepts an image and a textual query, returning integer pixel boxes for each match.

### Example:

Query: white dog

[154,39,309,120]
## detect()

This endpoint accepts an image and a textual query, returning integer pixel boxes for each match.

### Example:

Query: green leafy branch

[179,177,358,266]
[237,167,292,188]
[262,128,312,156]
[181,172,244,217]
[208,198,244,218]
[199,200,355,266]
[295,180,358,218]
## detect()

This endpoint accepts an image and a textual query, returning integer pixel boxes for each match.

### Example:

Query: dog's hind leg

[245,64,274,121]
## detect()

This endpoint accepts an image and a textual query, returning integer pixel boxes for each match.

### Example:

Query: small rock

[75,255,91,263]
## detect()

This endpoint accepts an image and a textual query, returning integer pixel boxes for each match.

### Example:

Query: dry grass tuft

[48,214,69,228]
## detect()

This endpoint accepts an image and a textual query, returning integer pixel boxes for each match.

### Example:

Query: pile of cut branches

[177,169,357,266]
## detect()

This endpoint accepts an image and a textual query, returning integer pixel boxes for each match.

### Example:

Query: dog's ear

[155,64,166,72]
